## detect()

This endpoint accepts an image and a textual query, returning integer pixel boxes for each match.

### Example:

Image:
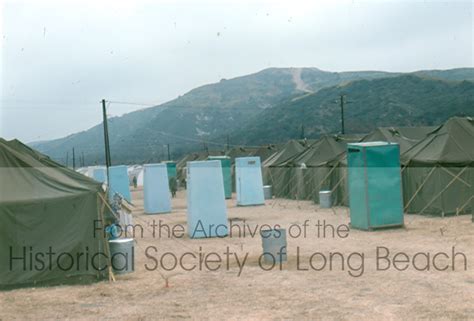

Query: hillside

[30,67,474,164]
[30,68,396,164]
[229,75,474,145]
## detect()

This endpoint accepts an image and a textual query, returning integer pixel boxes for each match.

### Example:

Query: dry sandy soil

[1,188,473,320]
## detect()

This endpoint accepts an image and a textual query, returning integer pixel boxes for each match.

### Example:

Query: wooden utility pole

[339,94,345,135]
[102,99,112,179]
[300,105,305,139]
[167,144,171,161]
[334,94,353,135]
[72,147,76,170]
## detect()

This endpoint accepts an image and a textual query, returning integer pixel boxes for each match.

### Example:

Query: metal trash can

[108,238,135,274]
[260,228,287,263]
[319,190,332,208]
[263,185,272,200]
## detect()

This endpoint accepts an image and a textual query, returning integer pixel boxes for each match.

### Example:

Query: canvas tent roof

[0,138,108,289]
[176,151,223,169]
[400,117,474,215]
[401,117,474,166]
[263,140,311,167]
[284,136,347,167]
[0,139,103,202]
[250,145,279,163]
[362,126,435,154]
[226,147,258,163]
[395,127,437,141]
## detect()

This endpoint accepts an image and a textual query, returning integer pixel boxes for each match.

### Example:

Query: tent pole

[98,195,116,283]
[97,191,120,221]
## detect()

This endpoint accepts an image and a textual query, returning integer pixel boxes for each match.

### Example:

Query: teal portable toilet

[92,166,107,184]
[208,156,232,199]
[235,157,265,206]
[108,165,132,203]
[347,142,404,230]
[186,160,228,238]
[144,163,171,214]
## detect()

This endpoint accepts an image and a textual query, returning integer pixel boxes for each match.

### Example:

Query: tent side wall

[266,166,292,198]
[402,165,473,215]
[266,163,349,206]
[0,192,107,289]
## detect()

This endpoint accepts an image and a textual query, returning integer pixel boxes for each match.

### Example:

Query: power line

[153,130,262,149]
[106,100,160,107]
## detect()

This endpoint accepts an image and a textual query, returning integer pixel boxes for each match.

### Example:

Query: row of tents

[175,116,474,216]
[0,116,471,289]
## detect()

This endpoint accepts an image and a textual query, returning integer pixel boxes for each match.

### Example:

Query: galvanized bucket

[319,190,332,208]
[108,238,135,274]
[263,185,272,200]
[260,228,287,263]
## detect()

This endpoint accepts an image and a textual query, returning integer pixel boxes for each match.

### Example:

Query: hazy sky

[1,0,472,142]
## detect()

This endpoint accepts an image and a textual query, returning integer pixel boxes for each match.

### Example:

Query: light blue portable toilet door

[144,163,171,214]
[108,165,132,202]
[236,157,265,206]
[186,160,228,238]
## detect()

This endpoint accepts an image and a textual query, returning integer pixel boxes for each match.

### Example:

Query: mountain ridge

[30,67,474,164]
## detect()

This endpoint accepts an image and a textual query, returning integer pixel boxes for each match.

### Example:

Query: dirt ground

[1,188,473,320]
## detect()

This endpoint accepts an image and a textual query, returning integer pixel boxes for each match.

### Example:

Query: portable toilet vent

[144,163,171,214]
[108,165,132,202]
[208,156,232,199]
[186,160,228,238]
[347,142,404,230]
[235,157,265,206]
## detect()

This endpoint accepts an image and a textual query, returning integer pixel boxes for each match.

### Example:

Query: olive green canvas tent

[283,136,347,203]
[280,135,362,204]
[0,139,110,289]
[262,140,310,198]
[401,117,474,215]
[225,147,258,162]
[362,126,435,154]
[250,145,280,163]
